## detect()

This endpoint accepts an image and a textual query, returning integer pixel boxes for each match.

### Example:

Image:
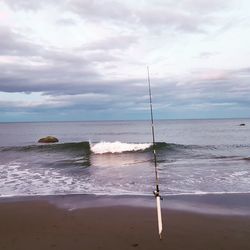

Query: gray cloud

[68,0,133,23]
[137,7,207,33]
[138,68,250,115]
[0,26,108,94]
[0,26,40,56]
[2,0,233,35]
[67,0,230,34]
[1,0,250,120]
[0,60,100,93]
[0,25,140,102]
[83,35,138,51]
[1,56,250,116]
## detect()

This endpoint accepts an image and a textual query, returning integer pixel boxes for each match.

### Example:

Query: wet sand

[1,197,250,250]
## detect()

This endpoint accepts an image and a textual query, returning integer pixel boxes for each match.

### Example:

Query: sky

[0,0,250,122]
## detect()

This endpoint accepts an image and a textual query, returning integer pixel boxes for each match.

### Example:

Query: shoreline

[1,195,250,250]
[1,192,250,216]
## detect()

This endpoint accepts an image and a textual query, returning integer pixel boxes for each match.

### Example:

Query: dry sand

[0,199,250,250]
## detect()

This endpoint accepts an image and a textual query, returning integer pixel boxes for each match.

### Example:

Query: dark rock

[239,123,246,126]
[38,136,59,143]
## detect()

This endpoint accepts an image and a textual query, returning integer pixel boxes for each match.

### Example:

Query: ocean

[0,119,250,198]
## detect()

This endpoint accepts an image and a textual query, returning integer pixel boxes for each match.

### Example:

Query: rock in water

[239,123,246,126]
[38,136,59,143]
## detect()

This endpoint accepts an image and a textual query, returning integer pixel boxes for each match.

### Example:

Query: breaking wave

[0,141,174,155]
[1,141,250,157]
[90,141,152,154]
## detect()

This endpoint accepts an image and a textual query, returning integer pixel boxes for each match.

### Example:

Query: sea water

[0,119,250,197]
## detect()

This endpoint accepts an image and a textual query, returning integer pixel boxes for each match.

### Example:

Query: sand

[0,197,250,250]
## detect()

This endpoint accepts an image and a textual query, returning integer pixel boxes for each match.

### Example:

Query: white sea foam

[90,141,151,154]
[230,171,248,177]
[0,163,92,197]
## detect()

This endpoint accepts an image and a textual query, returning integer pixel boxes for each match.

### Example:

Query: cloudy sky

[0,0,250,122]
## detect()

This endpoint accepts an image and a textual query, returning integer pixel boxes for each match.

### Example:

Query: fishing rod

[147,66,163,240]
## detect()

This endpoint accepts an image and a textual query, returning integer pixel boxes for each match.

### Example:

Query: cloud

[67,0,230,34]
[83,35,138,51]
[0,92,112,112]
[56,18,77,26]
[140,67,250,116]
[1,25,250,112]
[0,26,104,94]
[0,60,100,93]
[0,0,250,121]
[136,7,206,33]
[2,0,233,35]
[180,0,230,13]
[1,65,250,119]
[0,26,40,56]
[1,0,51,11]
[0,25,139,99]
[68,0,133,23]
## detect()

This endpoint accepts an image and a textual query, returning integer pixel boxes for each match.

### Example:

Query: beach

[1,120,250,249]
[1,194,250,250]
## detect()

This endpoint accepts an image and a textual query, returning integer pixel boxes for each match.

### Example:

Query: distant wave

[0,141,153,155]
[0,142,90,154]
[1,141,250,157]
[90,141,152,154]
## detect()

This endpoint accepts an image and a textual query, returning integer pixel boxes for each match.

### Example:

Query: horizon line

[0,117,249,123]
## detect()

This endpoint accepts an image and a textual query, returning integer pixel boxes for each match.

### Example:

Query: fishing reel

[153,190,163,200]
